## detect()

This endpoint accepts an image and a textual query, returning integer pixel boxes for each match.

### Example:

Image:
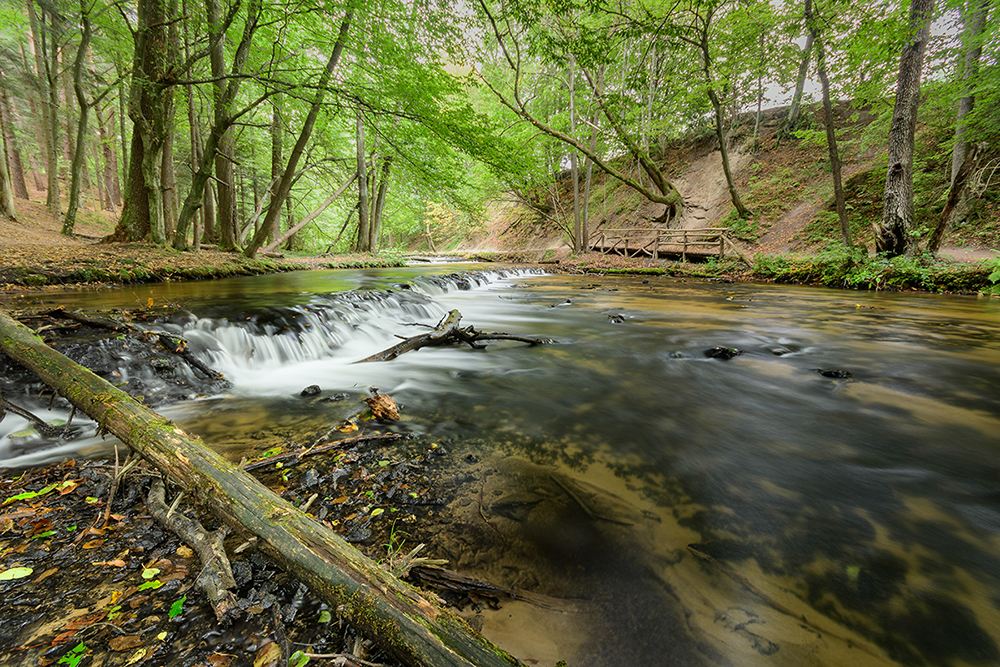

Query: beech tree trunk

[27,0,60,218]
[0,123,14,217]
[0,79,29,200]
[811,22,851,248]
[356,111,371,252]
[699,22,750,220]
[946,0,987,230]
[63,0,92,236]
[874,0,934,257]
[787,0,814,131]
[244,10,353,258]
[107,0,175,243]
[0,309,522,667]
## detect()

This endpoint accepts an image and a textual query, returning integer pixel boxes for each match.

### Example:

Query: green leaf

[288,651,310,667]
[30,530,56,540]
[3,482,59,505]
[138,579,163,591]
[0,566,34,580]
[141,567,160,580]
[57,643,89,667]
[370,508,385,517]
[169,595,187,619]
[318,610,332,623]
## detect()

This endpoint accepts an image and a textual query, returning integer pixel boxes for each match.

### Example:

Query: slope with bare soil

[471,103,998,262]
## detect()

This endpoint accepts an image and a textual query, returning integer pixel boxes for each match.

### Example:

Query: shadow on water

[4,268,1000,666]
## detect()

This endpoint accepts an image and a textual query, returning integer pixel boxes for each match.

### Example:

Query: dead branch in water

[354,309,550,363]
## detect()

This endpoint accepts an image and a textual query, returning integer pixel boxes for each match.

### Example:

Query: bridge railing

[591,227,738,261]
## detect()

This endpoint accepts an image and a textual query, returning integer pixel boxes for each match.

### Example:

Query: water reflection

[4,269,1000,666]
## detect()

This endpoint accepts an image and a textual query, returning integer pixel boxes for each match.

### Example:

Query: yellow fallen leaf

[254,641,281,667]
[176,545,194,558]
[0,566,33,580]
[125,648,148,665]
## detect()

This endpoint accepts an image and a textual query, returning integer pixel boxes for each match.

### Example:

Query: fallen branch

[243,432,402,472]
[147,478,239,623]
[0,308,521,667]
[354,309,550,363]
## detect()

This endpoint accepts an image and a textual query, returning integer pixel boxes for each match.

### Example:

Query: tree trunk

[0,309,522,667]
[787,0,814,131]
[0,78,29,200]
[27,0,60,218]
[268,100,283,245]
[874,0,934,257]
[356,111,371,252]
[107,0,174,243]
[947,0,987,226]
[97,104,120,210]
[206,0,238,251]
[173,0,260,250]
[244,10,353,258]
[569,57,581,254]
[63,0,92,236]
[928,141,983,253]
[262,175,356,253]
[0,120,14,217]
[697,15,750,220]
[371,158,391,251]
[815,36,851,248]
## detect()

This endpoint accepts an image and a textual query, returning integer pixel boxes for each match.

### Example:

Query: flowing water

[3,266,1000,667]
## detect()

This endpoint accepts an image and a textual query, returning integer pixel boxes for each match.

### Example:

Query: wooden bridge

[590,226,740,261]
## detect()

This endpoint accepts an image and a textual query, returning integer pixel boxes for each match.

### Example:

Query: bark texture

[874,0,934,256]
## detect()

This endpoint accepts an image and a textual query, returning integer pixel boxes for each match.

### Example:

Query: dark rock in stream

[705,346,744,360]
[0,310,230,409]
[300,384,322,396]
[816,368,853,379]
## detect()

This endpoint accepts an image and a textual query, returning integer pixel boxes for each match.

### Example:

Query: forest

[0,0,997,263]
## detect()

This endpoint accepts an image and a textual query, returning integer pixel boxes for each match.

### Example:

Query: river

[3,265,1000,667]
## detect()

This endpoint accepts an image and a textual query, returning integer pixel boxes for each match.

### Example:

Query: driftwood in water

[355,309,550,363]
[0,309,521,667]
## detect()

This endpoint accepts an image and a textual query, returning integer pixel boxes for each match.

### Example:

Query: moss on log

[0,309,521,667]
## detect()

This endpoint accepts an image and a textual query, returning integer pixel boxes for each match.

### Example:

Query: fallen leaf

[0,566,33,580]
[109,635,144,651]
[82,539,105,549]
[254,641,281,667]
[176,545,194,558]
[331,496,348,504]
[33,567,59,583]
[124,648,147,665]
[58,481,80,496]
[141,567,160,580]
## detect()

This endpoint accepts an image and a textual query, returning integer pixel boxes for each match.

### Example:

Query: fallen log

[355,309,550,364]
[0,309,521,667]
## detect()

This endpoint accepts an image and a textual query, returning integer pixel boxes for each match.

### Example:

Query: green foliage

[750,248,995,293]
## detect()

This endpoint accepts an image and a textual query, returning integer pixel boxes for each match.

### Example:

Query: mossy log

[0,309,520,667]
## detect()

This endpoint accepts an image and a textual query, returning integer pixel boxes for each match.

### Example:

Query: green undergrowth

[0,257,303,288]
[572,251,1000,295]
[323,257,407,269]
[751,248,998,294]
